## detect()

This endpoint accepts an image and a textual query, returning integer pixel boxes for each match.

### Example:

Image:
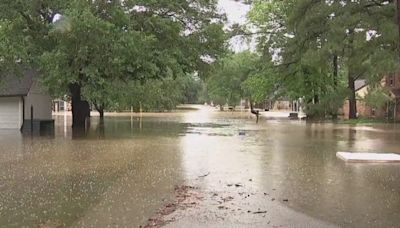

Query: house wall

[342,85,386,119]
[356,85,369,98]
[53,100,71,112]
[0,97,23,129]
[343,74,400,120]
[396,100,400,120]
[342,99,386,119]
[385,74,400,89]
[24,81,52,120]
[273,100,291,111]
[342,100,366,118]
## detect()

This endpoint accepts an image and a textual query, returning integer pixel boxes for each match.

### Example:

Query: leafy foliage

[206,51,263,106]
[246,0,398,119]
[0,0,227,118]
[363,87,393,109]
[106,74,203,112]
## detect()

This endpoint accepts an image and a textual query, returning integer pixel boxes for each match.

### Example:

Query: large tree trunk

[69,83,90,128]
[332,54,338,119]
[313,94,319,104]
[347,29,357,119]
[94,102,105,119]
[333,54,338,87]
[99,109,104,119]
[348,74,357,119]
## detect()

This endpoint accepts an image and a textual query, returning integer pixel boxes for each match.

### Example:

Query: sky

[53,1,252,51]
[217,0,252,52]
[54,1,250,25]
[218,0,250,26]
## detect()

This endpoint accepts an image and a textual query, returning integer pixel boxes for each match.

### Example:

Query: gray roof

[0,69,37,97]
[355,79,367,91]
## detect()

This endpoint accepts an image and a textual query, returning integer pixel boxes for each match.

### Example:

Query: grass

[338,118,394,125]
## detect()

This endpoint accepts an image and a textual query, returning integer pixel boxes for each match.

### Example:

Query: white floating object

[337,152,400,163]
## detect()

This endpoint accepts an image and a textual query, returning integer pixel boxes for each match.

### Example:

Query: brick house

[385,73,400,120]
[342,74,400,120]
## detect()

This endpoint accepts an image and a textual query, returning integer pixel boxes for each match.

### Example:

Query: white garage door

[0,97,22,129]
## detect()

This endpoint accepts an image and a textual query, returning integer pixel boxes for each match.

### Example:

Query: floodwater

[1,106,400,227]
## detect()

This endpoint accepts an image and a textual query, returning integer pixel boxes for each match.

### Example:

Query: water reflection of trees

[70,116,187,140]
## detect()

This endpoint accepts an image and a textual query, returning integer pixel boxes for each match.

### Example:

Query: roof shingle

[355,79,367,91]
[0,70,37,97]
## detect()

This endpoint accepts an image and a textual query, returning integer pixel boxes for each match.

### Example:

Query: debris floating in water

[198,172,210,178]
[337,152,400,163]
[253,210,267,214]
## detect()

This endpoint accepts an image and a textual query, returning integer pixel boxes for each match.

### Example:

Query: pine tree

[248,0,398,119]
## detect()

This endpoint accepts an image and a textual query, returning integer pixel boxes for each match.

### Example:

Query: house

[53,99,71,112]
[342,75,400,120]
[384,73,400,120]
[0,69,54,132]
[272,100,291,111]
[262,98,302,112]
[342,79,371,118]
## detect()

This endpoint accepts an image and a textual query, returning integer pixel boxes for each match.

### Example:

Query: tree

[206,51,259,108]
[247,0,398,119]
[363,87,392,110]
[112,74,200,112]
[181,74,204,104]
[0,0,227,128]
[241,70,275,105]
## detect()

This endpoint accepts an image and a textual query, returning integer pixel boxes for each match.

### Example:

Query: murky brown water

[1,106,400,227]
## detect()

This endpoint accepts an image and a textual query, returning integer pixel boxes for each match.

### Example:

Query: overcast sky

[218,0,252,52]
[54,1,252,51]
[218,0,250,25]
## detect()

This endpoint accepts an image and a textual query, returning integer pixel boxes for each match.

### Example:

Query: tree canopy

[236,0,399,119]
[206,51,262,107]
[204,50,279,113]
[2,0,399,121]
[0,0,227,125]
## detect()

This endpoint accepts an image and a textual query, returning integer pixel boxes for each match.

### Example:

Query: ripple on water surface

[0,109,400,227]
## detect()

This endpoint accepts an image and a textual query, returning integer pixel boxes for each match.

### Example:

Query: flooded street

[1,106,400,227]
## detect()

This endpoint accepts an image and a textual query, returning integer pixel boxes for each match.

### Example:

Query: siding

[24,81,52,120]
[0,97,22,129]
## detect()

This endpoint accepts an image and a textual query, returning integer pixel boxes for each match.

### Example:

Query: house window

[59,101,65,111]
[390,78,394,87]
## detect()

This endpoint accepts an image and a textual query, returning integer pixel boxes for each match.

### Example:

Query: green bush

[363,87,392,109]
[304,88,347,119]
